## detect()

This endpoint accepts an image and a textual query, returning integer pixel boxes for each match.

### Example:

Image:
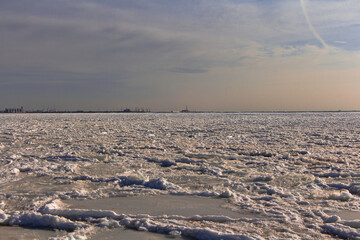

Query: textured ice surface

[0,112,360,239]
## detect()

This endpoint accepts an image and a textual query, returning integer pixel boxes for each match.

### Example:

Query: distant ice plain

[0,112,359,239]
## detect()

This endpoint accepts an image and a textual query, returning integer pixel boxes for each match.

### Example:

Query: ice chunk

[160,159,177,167]
[328,183,350,190]
[0,209,8,224]
[324,215,340,223]
[322,223,360,239]
[119,175,146,186]
[252,176,273,182]
[6,211,87,230]
[341,221,360,229]
[349,183,360,196]
[40,201,121,221]
[175,158,198,164]
[328,191,353,201]
[145,178,182,191]
[219,188,234,198]
[10,168,20,175]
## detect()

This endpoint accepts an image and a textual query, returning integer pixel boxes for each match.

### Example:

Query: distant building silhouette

[4,106,24,113]
[181,105,190,113]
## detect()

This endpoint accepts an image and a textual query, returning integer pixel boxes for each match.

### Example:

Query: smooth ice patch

[91,227,186,240]
[0,176,76,194]
[65,195,252,219]
[0,226,62,240]
[331,210,360,221]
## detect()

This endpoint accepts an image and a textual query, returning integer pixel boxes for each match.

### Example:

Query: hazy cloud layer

[1,0,360,111]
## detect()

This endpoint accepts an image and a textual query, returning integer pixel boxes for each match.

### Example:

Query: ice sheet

[0,112,360,239]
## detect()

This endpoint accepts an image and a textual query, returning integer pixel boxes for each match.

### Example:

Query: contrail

[300,0,328,48]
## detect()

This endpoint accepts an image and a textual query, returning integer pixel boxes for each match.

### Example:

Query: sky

[1,0,360,112]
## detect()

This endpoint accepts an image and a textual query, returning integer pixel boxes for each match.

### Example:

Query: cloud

[300,0,328,48]
[1,0,360,110]
[0,12,195,76]
[2,0,358,76]
[0,1,265,81]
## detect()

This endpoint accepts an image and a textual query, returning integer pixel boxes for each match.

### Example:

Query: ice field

[0,112,360,239]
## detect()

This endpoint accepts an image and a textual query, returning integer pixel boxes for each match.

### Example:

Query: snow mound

[322,223,360,239]
[144,178,182,191]
[6,211,87,231]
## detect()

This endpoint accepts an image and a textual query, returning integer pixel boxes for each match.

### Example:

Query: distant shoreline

[1,110,359,114]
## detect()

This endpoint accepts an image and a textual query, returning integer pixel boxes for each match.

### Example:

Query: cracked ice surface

[0,112,360,239]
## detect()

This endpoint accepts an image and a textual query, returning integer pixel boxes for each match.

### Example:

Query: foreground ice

[0,112,360,239]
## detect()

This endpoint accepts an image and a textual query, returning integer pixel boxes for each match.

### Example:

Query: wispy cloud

[300,0,328,48]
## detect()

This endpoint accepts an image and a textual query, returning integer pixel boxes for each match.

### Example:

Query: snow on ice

[0,112,359,239]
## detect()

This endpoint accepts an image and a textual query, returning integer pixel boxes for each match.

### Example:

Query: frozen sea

[0,112,360,239]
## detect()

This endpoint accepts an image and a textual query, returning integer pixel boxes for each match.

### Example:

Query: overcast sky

[1,0,360,111]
